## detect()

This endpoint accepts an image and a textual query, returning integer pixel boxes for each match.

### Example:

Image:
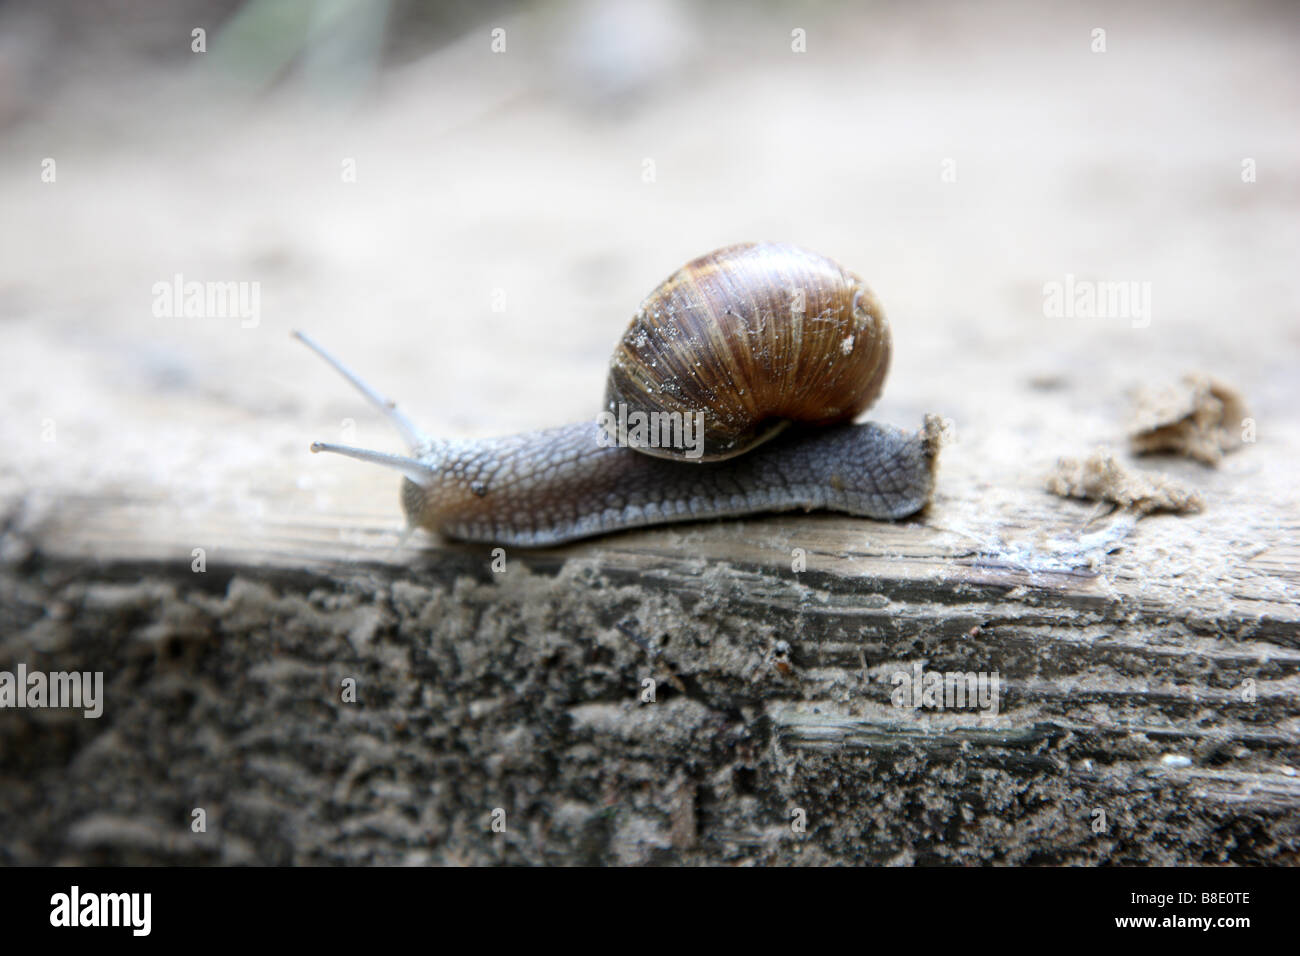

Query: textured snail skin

[401,416,941,547]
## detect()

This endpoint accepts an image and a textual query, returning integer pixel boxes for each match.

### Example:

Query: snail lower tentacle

[401,417,941,547]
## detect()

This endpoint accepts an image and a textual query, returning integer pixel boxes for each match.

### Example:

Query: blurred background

[0,0,1296,548]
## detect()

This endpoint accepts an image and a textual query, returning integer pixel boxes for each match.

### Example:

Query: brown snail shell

[602,242,891,461]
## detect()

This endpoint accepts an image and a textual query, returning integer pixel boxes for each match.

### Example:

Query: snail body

[397,419,937,547]
[298,242,939,547]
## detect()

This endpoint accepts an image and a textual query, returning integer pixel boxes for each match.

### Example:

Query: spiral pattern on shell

[602,242,891,461]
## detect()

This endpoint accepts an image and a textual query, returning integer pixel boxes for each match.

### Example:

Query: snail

[297,242,941,547]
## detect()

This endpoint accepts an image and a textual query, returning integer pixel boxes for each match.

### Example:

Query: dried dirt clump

[1129,374,1250,466]
[1045,449,1204,515]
